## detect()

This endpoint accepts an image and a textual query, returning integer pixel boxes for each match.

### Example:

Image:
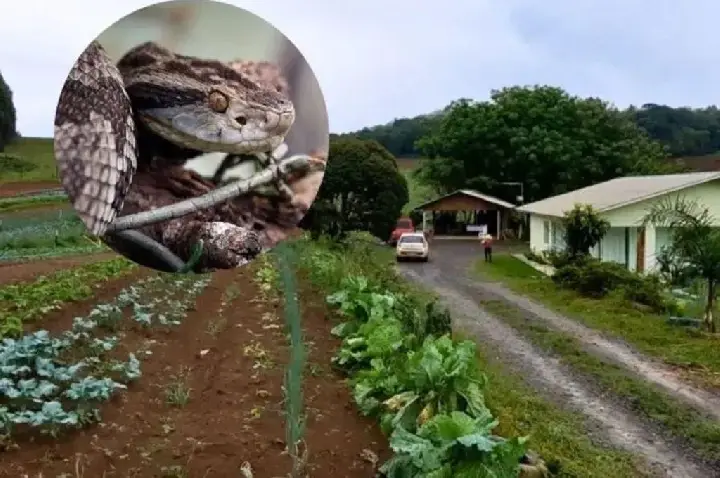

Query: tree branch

[105,154,312,233]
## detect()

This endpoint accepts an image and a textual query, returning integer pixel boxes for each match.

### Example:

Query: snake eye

[235,116,247,125]
[208,90,228,113]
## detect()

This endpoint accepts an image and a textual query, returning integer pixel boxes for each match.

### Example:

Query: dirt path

[0,181,61,198]
[0,251,120,285]
[472,272,720,420]
[397,240,715,478]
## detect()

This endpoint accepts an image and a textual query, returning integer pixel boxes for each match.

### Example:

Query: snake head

[119,44,296,155]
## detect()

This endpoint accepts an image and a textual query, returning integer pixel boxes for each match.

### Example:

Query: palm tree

[643,196,720,332]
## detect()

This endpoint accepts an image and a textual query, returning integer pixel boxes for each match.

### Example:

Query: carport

[413,189,516,238]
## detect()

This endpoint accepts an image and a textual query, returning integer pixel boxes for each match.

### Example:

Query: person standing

[481,233,493,262]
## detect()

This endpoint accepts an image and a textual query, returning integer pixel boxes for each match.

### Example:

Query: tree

[562,204,610,259]
[0,71,17,151]
[413,86,675,203]
[300,137,409,241]
[335,111,444,158]
[643,196,720,333]
[338,101,720,166]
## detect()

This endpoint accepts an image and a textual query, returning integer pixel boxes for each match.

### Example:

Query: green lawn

[463,333,652,478]
[402,168,435,214]
[477,297,720,463]
[1,137,57,182]
[476,255,720,389]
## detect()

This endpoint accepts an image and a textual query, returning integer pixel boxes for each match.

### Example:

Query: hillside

[337,103,720,170]
[1,137,57,183]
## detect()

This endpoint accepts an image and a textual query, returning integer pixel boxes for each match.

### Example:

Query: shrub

[562,204,610,259]
[544,249,579,268]
[553,259,671,313]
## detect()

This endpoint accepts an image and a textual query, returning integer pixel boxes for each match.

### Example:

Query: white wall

[528,214,565,253]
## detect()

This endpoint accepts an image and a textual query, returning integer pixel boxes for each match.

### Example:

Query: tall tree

[643,197,720,333]
[300,137,409,240]
[414,86,675,203]
[0,71,17,151]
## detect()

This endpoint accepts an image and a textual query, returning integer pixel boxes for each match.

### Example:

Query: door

[636,227,646,273]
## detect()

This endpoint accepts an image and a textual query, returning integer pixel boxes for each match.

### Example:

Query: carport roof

[413,189,516,211]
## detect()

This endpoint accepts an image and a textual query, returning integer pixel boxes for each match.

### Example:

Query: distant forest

[334,104,720,160]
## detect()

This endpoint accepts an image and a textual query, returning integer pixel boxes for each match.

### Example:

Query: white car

[396,232,430,262]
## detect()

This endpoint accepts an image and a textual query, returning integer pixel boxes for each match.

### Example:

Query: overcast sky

[1,0,718,138]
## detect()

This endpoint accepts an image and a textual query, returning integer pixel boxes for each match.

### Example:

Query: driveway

[396,239,714,478]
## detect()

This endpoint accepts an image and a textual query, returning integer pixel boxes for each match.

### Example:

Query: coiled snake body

[54,41,317,272]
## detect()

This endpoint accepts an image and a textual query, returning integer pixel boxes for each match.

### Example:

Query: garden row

[289,233,548,477]
[0,271,210,439]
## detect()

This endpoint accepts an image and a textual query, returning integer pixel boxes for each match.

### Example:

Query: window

[399,235,424,244]
[543,220,550,244]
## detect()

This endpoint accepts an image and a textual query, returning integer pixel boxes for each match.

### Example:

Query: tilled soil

[0,266,389,477]
[0,252,121,285]
[0,181,61,198]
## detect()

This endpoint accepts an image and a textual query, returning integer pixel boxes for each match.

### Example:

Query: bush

[544,249,576,268]
[562,204,610,259]
[553,259,672,313]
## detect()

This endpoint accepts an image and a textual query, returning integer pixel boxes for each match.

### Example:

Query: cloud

[1,0,717,137]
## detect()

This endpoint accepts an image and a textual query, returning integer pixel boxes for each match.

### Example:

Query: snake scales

[54,40,322,272]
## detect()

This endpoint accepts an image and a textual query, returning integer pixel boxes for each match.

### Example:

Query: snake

[54,40,318,272]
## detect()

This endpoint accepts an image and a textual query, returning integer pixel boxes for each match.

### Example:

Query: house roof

[413,189,516,211]
[517,172,720,218]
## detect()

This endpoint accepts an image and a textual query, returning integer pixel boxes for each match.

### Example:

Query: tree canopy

[412,86,675,203]
[299,137,409,241]
[338,95,720,162]
[0,71,17,152]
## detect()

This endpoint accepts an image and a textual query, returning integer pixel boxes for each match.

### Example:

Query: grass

[402,168,435,214]
[397,158,437,215]
[478,297,720,463]
[294,234,651,477]
[0,257,137,337]
[0,195,68,212]
[475,254,720,389]
[455,331,651,478]
[1,137,57,182]
[0,207,107,260]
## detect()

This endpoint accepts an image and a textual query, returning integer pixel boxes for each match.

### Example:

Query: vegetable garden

[0,232,546,477]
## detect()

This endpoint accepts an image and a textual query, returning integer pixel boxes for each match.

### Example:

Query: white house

[517,172,720,273]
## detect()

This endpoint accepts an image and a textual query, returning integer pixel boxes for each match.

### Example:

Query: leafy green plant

[301,240,530,476]
[0,272,210,438]
[332,316,410,372]
[0,258,136,336]
[381,411,527,478]
[562,204,610,260]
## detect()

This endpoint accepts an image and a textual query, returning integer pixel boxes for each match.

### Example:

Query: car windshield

[396,219,412,228]
[399,236,424,244]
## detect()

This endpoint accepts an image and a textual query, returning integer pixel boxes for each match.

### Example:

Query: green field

[1,137,57,182]
[397,157,437,214]
[0,207,107,261]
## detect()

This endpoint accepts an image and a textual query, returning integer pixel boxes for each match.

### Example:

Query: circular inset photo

[53,0,328,273]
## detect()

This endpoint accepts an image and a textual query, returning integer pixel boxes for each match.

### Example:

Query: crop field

[0,233,547,477]
[0,205,108,263]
